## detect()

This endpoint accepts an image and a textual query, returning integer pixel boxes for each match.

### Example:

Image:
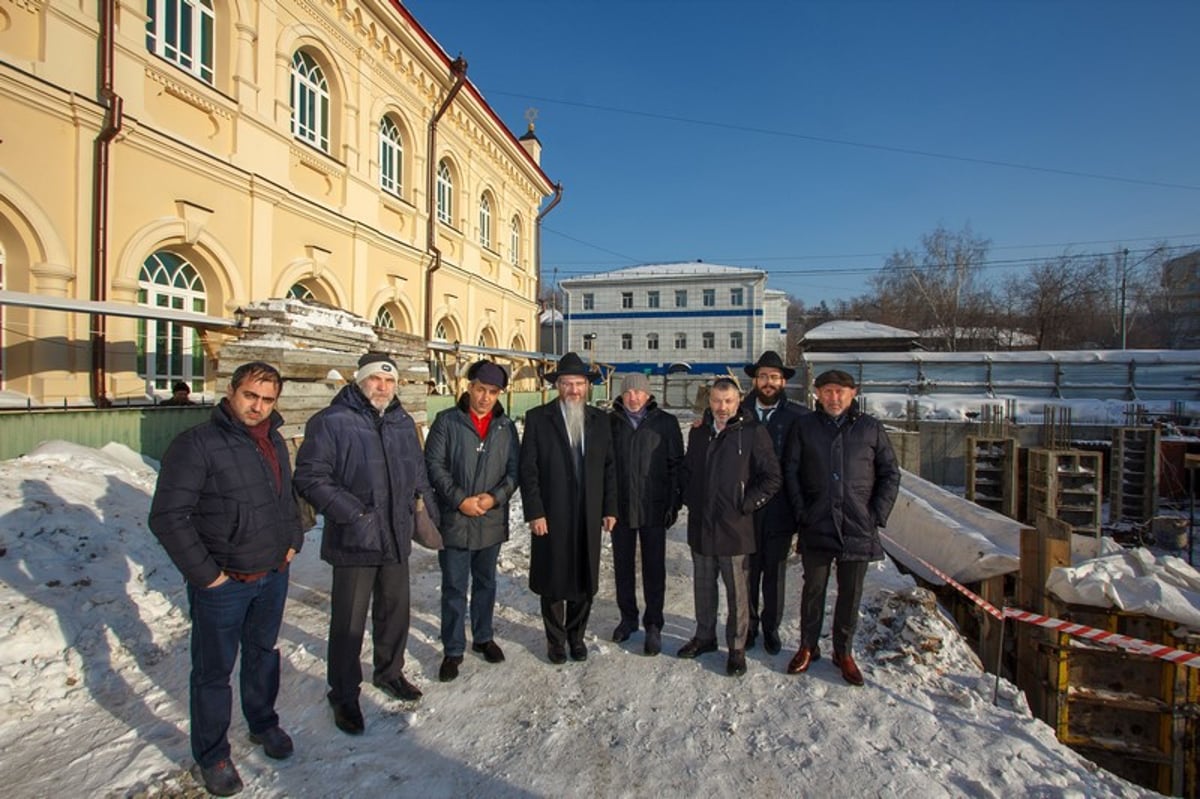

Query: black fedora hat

[744,350,796,380]
[544,351,601,383]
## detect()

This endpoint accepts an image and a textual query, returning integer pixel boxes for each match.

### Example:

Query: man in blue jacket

[294,352,439,735]
[783,370,900,686]
[425,360,520,682]
[150,361,302,797]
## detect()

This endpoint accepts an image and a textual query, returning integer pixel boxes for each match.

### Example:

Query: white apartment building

[561,263,789,375]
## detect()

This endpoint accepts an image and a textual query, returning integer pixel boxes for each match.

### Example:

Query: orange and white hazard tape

[880,532,1200,669]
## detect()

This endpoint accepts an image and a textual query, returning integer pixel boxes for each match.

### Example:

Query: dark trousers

[799,552,868,655]
[691,552,750,651]
[328,562,410,704]
[747,530,793,636]
[611,523,666,629]
[438,543,501,657]
[187,566,288,768]
[540,595,592,647]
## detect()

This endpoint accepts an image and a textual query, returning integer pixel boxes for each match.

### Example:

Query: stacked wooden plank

[216,299,430,438]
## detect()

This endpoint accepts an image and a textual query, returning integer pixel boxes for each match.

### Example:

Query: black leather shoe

[612,621,636,643]
[472,640,506,663]
[547,644,567,664]
[726,649,747,677]
[643,625,662,656]
[569,641,588,661]
[328,696,364,735]
[745,629,758,650]
[195,758,243,796]
[676,638,718,659]
[249,725,294,759]
[763,629,782,655]
[374,674,423,701]
[438,655,463,683]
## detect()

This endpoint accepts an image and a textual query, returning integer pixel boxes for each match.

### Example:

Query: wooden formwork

[965,436,1020,520]
[1017,515,1199,797]
[1026,448,1103,537]
[1110,426,1161,523]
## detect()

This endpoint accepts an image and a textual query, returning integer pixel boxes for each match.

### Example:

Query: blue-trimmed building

[561,263,789,375]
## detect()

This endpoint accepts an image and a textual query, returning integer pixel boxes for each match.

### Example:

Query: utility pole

[1120,248,1129,350]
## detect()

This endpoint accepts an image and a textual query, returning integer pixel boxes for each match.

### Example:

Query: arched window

[290,50,330,152]
[138,251,206,392]
[145,0,215,85]
[375,306,396,330]
[509,216,521,265]
[431,319,451,394]
[436,160,453,225]
[478,194,492,249]
[434,320,449,341]
[379,116,403,196]
[287,282,316,301]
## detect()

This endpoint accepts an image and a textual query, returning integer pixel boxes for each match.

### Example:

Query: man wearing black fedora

[519,352,617,664]
[741,351,809,655]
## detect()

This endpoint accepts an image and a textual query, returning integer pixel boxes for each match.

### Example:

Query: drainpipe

[424,56,468,342]
[91,0,123,407]
[535,182,563,345]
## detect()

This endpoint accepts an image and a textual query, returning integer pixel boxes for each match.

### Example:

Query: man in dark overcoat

[783,369,900,686]
[740,350,809,655]
[520,352,617,664]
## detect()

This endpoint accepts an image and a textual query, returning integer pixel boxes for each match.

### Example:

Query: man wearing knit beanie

[295,350,439,734]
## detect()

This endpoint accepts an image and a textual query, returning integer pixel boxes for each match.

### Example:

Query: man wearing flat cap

[608,372,683,656]
[520,352,617,664]
[782,369,899,686]
[741,351,809,655]
[295,351,439,734]
[425,360,520,682]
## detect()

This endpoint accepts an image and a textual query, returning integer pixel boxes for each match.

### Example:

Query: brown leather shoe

[832,651,865,686]
[786,646,815,674]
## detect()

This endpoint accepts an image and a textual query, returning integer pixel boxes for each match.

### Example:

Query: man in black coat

[783,369,900,687]
[294,352,439,735]
[425,360,520,682]
[150,361,302,796]
[678,377,781,677]
[609,372,683,656]
[740,351,809,655]
[520,352,617,664]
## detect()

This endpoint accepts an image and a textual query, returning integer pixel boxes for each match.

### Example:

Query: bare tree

[1001,255,1107,349]
[870,224,992,351]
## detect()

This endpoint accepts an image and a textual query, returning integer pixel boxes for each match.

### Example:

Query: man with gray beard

[520,352,617,664]
[295,352,439,735]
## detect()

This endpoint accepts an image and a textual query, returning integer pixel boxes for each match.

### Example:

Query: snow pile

[1047,548,1200,629]
[0,442,1149,797]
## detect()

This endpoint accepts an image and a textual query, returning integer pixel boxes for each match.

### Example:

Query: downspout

[536,183,563,352]
[424,55,468,343]
[91,0,123,407]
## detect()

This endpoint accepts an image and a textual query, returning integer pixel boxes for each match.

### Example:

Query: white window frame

[647,290,660,309]
[730,331,743,349]
[621,333,632,350]
[730,287,744,306]
[702,331,715,349]
[703,288,716,307]
[675,290,687,308]
[436,160,453,224]
[621,292,633,309]
[290,50,330,152]
[375,306,396,330]
[509,216,521,265]
[479,193,492,248]
[138,251,207,394]
[582,293,595,310]
[674,332,687,349]
[146,0,215,85]
[379,116,403,196]
[647,333,659,350]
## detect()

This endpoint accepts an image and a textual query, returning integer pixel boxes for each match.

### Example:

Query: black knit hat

[744,350,796,380]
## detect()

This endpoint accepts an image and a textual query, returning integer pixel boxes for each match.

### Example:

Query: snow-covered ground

[0,441,1155,797]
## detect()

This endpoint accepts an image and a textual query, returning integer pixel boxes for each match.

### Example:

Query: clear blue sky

[402,0,1200,307]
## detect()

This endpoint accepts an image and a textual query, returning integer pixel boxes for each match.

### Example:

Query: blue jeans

[438,544,500,657]
[187,567,288,768]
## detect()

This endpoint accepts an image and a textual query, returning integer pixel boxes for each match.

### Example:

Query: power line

[491,91,1200,193]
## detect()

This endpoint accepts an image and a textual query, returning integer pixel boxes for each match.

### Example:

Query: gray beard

[562,398,585,448]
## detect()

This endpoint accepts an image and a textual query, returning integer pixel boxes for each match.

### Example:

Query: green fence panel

[0,406,213,462]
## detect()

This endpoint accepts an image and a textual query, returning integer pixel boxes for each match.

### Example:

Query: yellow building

[0,0,555,405]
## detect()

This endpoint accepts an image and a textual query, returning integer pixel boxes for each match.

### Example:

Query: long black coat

[294,384,438,567]
[783,400,900,561]
[682,410,781,557]
[425,395,520,551]
[520,400,617,598]
[610,397,683,529]
[740,392,809,537]
[149,401,303,587]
